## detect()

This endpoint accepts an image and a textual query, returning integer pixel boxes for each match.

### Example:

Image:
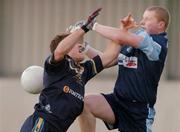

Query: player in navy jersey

[20,8,121,132]
[79,6,170,132]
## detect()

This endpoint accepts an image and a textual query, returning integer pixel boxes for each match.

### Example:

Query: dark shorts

[102,93,155,132]
[20,114,61,132]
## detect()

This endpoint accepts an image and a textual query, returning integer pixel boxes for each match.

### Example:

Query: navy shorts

[20,114,60,132]
[102,93,155,132]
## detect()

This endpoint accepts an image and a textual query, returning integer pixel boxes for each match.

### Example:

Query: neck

[71,56,82,63]
[157,29,165,34]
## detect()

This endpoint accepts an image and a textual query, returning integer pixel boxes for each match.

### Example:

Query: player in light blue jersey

[79,6,170,132]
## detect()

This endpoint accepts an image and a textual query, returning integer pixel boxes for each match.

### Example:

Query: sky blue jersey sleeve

[135,28,162,61]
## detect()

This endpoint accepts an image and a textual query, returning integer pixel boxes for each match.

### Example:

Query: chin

[74,56,85,62]
[78,58,85,62]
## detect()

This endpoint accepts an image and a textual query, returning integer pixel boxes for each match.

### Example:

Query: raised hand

[81,7,102,33]
[120,13,139,30]
[66,20,86,33]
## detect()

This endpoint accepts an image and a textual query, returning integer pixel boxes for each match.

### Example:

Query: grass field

[0,77,180,132]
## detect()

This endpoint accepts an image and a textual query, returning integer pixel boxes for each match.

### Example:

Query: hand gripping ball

[21,66,44,94]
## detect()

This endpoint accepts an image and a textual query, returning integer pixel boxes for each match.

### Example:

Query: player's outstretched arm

[90,14,138,67]
[83,13,138,63]
[94,15,163,61]
[93,23,143,48]
[53,29,85,61]
[99,41,121,68]
[94,23,162,61]
[82,13,139,67]
[53,8,102,62]
[81,41,119,68]
[80,42,104,58]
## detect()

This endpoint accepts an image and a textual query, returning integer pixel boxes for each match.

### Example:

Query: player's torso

[35,56,88,130]
[114,42,166,104]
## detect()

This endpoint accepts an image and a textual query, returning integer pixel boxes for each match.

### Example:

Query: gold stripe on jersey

[33,117,44,132]
[90,59,97,74]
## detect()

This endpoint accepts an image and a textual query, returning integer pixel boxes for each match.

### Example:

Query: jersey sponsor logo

[63,85,84,101]
[63,85,70,93]
[118,53,138,69]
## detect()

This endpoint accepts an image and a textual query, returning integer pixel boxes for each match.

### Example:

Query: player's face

[68,39,85,62]
[140,10,161,34]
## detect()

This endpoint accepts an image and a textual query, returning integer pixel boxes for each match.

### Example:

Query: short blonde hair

[146,6,170,29]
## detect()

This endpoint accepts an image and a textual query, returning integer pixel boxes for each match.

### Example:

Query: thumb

[121,19,126,25]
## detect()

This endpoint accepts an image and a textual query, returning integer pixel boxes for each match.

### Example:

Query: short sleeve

[136,29,162,61]
[82,55,104,82]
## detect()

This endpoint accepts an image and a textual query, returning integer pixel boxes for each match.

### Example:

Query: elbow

[54,49,64,61]
[111,35,123,44]
[112,52,119,60]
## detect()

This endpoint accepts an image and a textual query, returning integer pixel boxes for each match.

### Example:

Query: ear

[158,21,165,29]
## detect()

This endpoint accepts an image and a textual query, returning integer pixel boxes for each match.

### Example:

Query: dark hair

[146,6,170,29]
[50,33,70,53]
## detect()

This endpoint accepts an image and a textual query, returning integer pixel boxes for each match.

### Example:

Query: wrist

[92,22,98,31]
[81,25,89,33]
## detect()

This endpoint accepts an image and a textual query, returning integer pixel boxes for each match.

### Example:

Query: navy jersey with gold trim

[114,29,168,106]
[34,55,103,131]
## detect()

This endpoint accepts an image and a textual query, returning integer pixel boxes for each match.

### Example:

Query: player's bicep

[99,42,120,68]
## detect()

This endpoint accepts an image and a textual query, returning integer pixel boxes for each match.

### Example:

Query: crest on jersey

[118,53,138,69]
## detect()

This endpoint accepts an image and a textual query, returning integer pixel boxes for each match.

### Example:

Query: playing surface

[0,77,180,132]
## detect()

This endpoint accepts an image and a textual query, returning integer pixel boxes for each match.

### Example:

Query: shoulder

[150,32,168,48]
[44,54,70,72]
[135,29,168,48]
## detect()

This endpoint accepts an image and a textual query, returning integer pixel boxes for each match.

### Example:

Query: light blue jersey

[115,29,168,106]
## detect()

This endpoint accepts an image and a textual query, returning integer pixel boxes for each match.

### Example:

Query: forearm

[54,29,85,60]
[93,23,143,48]
[85,42,119,65]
